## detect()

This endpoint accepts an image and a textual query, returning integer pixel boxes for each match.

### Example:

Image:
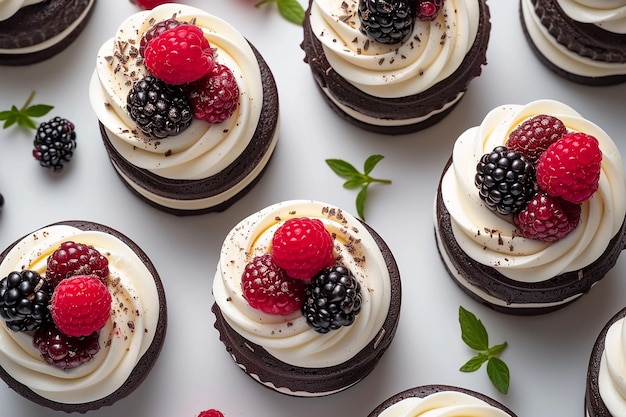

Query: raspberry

[50,275,112,337]
[33,323,100,369]
[535,132,602,203]
[415,0,444,21]
[271,217,335,280]
[144,24,215,85]
[139,18,183,57]
[32,116,76,172]
[198,410,224,417]
[506,114,567,163]
[514,191,581,242]
[45,241,109,288]
[241,254,305,315]
[186,64,240,124]
[132,0,170,10]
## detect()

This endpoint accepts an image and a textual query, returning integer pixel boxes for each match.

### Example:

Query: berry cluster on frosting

[0,242,113,369]
[241,217,363,334]
[475,114,603,242]
[126,18,240,139]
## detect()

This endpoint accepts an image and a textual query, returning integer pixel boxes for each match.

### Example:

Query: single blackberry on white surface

[32,116,77,172]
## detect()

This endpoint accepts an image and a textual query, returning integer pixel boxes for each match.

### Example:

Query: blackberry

[302,265,362,334]
[475,146,537,215]
[32,117,77,172]
[358,0,414,44]
[126,75,193,139]
[33,323,100,369]
[0,270,52,332]
[139,18,183,57]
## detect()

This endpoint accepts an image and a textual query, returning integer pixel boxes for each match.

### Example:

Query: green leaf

[459,354,488,372]
[343,178,366,189]
[0,92,52,131]
[487,357,510,394]
[356,186,368,221]
[0,110,15,120]
[23,104,53,117]
[487,341,508,357]
[459,306,489,351]
[363,154,384,175]
[277,0,305,25]
[326,159,360,179]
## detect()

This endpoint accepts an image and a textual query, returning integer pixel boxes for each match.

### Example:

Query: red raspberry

[186,64,240,124]
[506,114,567,163]
[416,0,444,21]
[131,0,170,10]
[33,323,100,369]
[241,254,305,315]
[50,275,112,337]
[144,24,215,85]
[535,132,602,204]
[198,410,224,417]
[514,191,581,242]
[139,18,183,57]
[45,241,109,288]
[271,217,335,280]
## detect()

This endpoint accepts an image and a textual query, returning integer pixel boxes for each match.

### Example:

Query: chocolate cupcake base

[212,221,401,397]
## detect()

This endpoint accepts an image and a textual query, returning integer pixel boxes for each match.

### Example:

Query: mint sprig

[326,154,391,221]
[255,0,305,25]
[0,91,53,130]
[458,306,510,394]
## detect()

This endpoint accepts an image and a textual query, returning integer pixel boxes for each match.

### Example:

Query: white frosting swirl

[440,100,626,283]
[89,3,265,182]
[212,200,391,368]
[0,0,43,21]
[0,225,160,404]
[599,316,626,415]
[308,0,480,98]
[377,391,512,417]
[521,0,626,77]
[558,0,626,33]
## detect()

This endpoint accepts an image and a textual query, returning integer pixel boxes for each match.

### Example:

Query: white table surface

[0,1,625,416]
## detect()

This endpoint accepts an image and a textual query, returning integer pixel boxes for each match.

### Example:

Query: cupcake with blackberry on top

[90,4,279,215]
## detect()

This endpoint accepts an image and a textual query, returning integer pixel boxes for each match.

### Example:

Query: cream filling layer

[440,99,626,283]
[213,200,391,368]
[558,0,626,33]
[89,3,263,181]
[0,225,159,404]
[0,0,94,54]
[308,0,479,98]
[599,316,626,416]
[376,391,512,416]
[522,0,626,77]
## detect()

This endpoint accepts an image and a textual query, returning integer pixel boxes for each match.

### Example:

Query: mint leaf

[458,305,510,394]
[459,305,489,350]
[0,91,53,131]
[23,104,54,118]
[326,155,391,221]
[255,0,305,26]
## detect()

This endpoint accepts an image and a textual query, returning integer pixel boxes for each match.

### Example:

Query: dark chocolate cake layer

[0,220,167,413]
[212,221,401,396]
[585,307,626,417]
[435,158,626,315]
[0,0,96,66]
[99,41,279,216]
[368,385,517,416]
[301,0,491,135]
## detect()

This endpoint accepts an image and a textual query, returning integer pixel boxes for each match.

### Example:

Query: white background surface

[0,1,625,416]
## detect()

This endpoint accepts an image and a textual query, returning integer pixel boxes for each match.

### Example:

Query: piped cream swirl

[376,391,512,417]
[308,0,480,98]
[212,200,391,368]
[440,100,626,282]
[0,225,159,404]
[89,3,263,180]
[558,0,626,33]
[599,316,626,415]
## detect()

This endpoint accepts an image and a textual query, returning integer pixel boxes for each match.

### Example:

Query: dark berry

[475,146,537,215]
[33,323,100,369]
[185,63,240,124]
[506,114,567,163]
[32,117,76,172]
[415,0,444,21]
[45,241,109,288]
[139,18,183,57]
[514,191,581,242]
[302,265,362,334]
[126,75,193,139]
[358,0,414,44]
[0,270,52,332]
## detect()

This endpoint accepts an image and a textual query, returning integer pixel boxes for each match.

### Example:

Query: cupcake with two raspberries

[434,99,626,315]
[0,221,167,413]
[89,3,279,215]
[212,200,402,396]
[301,0,491,134]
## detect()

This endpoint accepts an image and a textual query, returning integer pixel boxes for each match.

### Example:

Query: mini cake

[520,0,626,85]
[89,3,279,215]
[212,200,401,396]
[0,221,167,413]
[586,306,626,416]
[0,0,96,66]
[301,0,491,134]
[368,385,517,416]
[434,99,626,315]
